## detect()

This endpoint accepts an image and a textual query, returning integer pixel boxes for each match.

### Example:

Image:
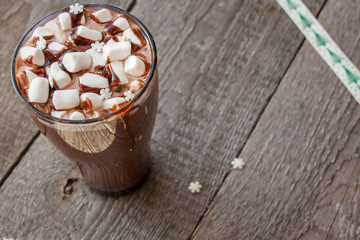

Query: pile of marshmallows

[19,6,148,120]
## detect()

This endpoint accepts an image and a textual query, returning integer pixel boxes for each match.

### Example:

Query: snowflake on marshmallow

[124,90,135,101]
[188,181,202,193]
[36,37,47,50]
[91,41,105,53]
[69,3,84,14]
[231,158,245,169]
[100,88,111,100]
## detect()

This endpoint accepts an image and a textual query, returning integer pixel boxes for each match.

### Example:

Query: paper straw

[276,0,360,104]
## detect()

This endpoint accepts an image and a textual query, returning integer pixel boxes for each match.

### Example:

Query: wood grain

[0,0,134,182]
[192,0,360,239]
[0,0,326,239]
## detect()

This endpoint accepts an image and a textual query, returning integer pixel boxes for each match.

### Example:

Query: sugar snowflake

[36,37,47,50]
[124,90,135,101]
[231,158,245,169]
[69,3,84,14]
[188,181,202,193]
[91,41,105,52]
[100,88,111,100]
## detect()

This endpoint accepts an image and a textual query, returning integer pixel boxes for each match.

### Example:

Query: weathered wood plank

[0,0,134,182]
[0,0,325,239]
[192,0,360,239]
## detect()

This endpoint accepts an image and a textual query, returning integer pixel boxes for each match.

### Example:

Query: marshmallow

[91,9,113,23]
[75,26,102,42]
[106,61,128,84]
[80,92,103,111]
[80,15,86,25]
[113,17,130,31]
[59,13,72,30]
[123,28,146,47]
[32,26,53,39]
[104,17,130,35]
[53,89,80,110]
[17,70,37,90]
[129,80,144,92]
[103,41,131,62]
[47,42,67,52]
[62,52,91,73]
[28,77,49,103]
[45,42,67,61]
[124,56,145,76]
[103,97,126,110]
[50,62,71,89]
[20,46,45,67]
[44,20,60,34]
[104,36,118,45]
[85,49,106,69]
[25,70,38,83]
[51,110,66,119]
[79,73,109,89]
[70,111,85,120]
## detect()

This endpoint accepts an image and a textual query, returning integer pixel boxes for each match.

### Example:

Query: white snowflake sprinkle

[100,88,111,100]
[69,3,84,14]
[231,158,245,170]
[36,37,47,50]
[188,181,202,193]
[124,90,135,101]
[91,41,105,52]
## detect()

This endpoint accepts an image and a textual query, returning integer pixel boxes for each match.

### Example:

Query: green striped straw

[276,0,360,104]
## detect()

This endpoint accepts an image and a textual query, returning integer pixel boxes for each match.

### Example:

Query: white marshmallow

[124,56,145,76]
[80,15,86,25]
[129,80,144,92]
[105,37,117,45]
[70,111,85,120]
[44,20,60,34]
[62,52,91,73]
[75,26,102,42]
[85,49,106,69]
[58,13,71,30]
[91,9,113,23]
[113,17,130,31]
[51,110,66,119]
[103,41,131,62]
[32,26,53,39]
[79,73,109,89]
[47,42,67,52]
[20,46,45,67]
[25,70,38,83]
[28,77,49,103]
[107,61,128,84]
[123,28,144,47]
[50,62,71,89]
[45,65,54,88]
[53,89,80,110]
[80,92,103,110]
[103,97,126,110]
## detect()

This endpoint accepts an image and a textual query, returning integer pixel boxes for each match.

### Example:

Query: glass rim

[11,3,157,124]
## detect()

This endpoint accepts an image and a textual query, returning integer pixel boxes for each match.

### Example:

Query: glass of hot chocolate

[11,4,158,192]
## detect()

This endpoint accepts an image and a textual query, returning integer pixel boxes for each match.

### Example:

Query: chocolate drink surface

[12,4,158,192]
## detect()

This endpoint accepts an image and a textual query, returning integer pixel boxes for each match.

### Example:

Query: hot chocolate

[12,4,158,192]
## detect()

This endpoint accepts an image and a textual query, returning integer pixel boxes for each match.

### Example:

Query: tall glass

[11,4,158,192]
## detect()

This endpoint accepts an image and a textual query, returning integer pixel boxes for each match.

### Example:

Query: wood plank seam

[188,0,331,239]
[0,131,40,188]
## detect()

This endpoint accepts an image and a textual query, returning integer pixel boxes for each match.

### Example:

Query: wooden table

[1,0,359,239]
